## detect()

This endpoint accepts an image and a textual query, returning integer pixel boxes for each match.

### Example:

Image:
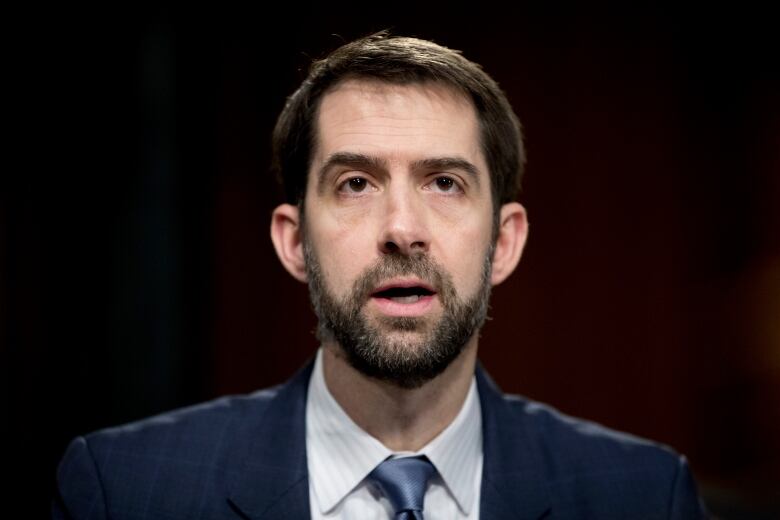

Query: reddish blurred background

[3,4,778,517]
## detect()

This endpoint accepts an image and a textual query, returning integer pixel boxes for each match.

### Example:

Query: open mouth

[371,285,435,304]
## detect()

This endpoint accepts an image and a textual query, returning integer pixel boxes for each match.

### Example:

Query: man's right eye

[339,177,371,193]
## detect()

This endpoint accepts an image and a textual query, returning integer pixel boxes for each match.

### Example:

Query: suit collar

[477,365,552,520]
[227,361,314,519]
[227,359,551,519]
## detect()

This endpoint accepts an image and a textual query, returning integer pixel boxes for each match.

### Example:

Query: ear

[491,202,528,286]
[270,203,308,283]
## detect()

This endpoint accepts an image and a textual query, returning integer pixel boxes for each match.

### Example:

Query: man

[54,33,708,519]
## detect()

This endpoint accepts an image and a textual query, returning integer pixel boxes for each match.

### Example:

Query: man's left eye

[430,176,461,193]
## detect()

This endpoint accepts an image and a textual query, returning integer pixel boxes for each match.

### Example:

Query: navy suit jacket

[54,361,707,519]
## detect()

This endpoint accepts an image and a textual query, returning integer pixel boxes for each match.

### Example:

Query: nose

[378,184,430,256]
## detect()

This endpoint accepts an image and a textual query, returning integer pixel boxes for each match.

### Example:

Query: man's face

[302,80,496,388]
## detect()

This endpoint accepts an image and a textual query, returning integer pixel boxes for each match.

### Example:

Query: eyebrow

[411,157,481,185]
[317,152,482,190]
[317,152,388,186]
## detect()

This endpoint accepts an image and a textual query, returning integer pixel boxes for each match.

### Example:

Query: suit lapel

[227,361,314,520]
[226,360,552,519]
[477,366,552,520]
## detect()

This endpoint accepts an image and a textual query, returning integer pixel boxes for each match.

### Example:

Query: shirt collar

[419,369,482,515]
[306,348,482,515]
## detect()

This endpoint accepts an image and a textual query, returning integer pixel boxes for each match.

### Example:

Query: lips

[368,279,438,317]
[370,281,436,303]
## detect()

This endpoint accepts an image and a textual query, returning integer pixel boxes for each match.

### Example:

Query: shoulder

[476,369,707,517]
[58,386,282,476]
[69,356,316,466]
[54,381,298,520]
[477,368,683,470]
[503,392,683,472]
[82,386,281,457]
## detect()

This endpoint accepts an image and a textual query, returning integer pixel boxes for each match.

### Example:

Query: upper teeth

[391,295,421,303]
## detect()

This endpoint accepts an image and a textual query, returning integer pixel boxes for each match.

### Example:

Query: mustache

[351,254,446,302]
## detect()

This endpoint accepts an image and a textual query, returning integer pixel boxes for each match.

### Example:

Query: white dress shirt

[306,348,483,519]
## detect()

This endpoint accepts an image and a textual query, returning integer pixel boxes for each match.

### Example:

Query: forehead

[311,79,486,172]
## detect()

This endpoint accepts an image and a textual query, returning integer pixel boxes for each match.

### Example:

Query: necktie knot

[368,456,436,519]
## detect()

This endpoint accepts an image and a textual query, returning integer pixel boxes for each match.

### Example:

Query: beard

[303,239,494,389]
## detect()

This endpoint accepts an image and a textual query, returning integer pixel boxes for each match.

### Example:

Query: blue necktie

[367,456,437,520]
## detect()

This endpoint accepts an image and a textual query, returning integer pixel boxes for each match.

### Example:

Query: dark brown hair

[271,32,525,211]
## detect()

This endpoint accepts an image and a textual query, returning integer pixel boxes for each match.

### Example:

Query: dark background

[3,4,779,518]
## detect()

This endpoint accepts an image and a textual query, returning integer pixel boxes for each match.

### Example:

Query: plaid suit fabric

[54,362,707,519]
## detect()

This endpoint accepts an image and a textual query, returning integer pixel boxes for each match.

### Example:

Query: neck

[321,337,478,452]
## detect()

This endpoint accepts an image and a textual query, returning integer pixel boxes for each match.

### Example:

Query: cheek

[308,220,375,294]
[436,227,493,295]
[304,194,375,290]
